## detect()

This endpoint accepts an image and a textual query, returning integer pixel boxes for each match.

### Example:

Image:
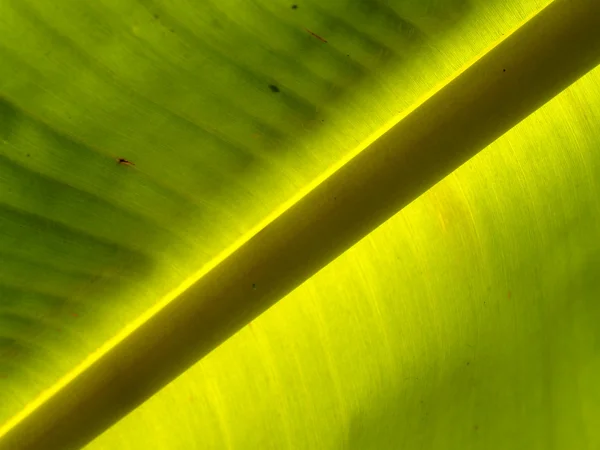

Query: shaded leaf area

[0,0,549,427]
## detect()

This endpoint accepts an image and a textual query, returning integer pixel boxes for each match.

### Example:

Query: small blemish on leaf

[268,84,280,93]
[304,28,328,43]
[252,283,257,290]
[291,4,298,9]
[117,158,135,166]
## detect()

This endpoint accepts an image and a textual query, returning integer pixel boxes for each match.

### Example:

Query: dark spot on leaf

[268,84,280,93]
[503,68,506,72]
[252,283,257,290]
[170,28,175,33]
[466,361,470,366]
[154,14,159,19]
[291,4,298,9]
[117,158,135,166]
[26,154,30,157]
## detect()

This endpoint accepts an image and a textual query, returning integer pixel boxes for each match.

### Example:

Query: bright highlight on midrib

[0,4,543,439]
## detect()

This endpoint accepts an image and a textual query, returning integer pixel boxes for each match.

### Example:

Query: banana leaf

[1,0,599,449]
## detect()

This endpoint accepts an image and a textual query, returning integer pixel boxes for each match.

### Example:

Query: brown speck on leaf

[252,283,257,290]
[268,84,280,93]
[304,28,328,43]
[117,158,135,166]
[508,291,511,299]
[291,4,298,9]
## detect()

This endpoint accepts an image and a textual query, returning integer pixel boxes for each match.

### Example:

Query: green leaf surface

[87,63,600,450]
[4,0,599,449]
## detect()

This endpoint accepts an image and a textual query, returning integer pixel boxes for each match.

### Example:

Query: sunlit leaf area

[4,0,600,448]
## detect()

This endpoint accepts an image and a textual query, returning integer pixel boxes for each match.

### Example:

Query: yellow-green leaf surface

[2,0,599,448]
[89,67,600,450]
